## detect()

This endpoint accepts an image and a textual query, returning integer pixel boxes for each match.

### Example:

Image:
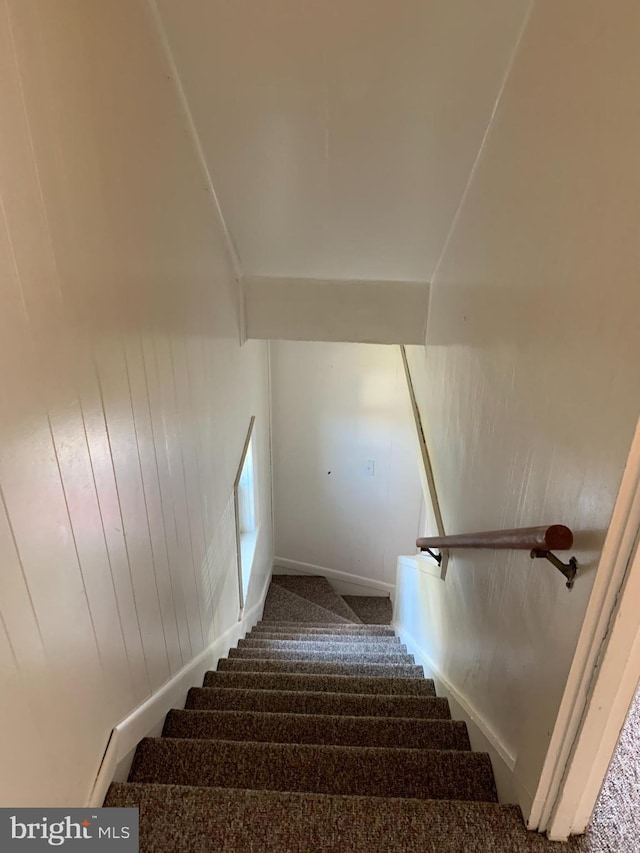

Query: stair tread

[203,670,436,696]
[239,639,405,652]
[217,658,423,678]
[108,583,508,849]
[163,708,470,750]
[129,737,498,802]
[187,686,449,717]
[106,784,561,853]
[262,585,352,625]
[271,575,363,623]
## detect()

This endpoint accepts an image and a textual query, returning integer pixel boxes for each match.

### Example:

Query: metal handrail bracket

[530,549,578,589]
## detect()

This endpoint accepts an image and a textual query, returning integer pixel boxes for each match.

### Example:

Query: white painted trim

[397,553,443,581]
[273,557,394,597]
[145,0,247,345]
[88,731,120,810]
[267,342,275,543]
[237,274,248,346]
[87,571,270,807]
[244,276,429,345]
[395,623,516,770]
[395,620,518,803]
[532,418,640,840]
[234,416,256,611]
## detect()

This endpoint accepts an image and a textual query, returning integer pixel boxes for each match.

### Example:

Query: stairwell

[104,576,570,851]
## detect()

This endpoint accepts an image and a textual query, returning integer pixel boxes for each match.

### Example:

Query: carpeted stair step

[203,670,436,696]
[238,639,406,654]
[227,648,415,664]
[186,686,450,718]
[271,575,363,623]
[217,658,423,678]
[105,784,564,853]
[104,585,514,850]
[128,738,498,802]
[261,584,351,625]
[245,631,402,644]
[343,595,393,625]
[162,709,471,751]
[255,621,395,635]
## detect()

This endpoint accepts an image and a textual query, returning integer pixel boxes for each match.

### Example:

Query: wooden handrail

[400,347,446,544]
[416,525,573,552]
[417,525,578,589]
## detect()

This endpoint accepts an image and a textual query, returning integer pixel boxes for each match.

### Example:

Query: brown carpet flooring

[272,575,363,623]
[105,574,616,850]
[576,686,640,852]
[202,669,437,695]
[260,583,350,624]
[185,685,451,718]
[343,594,394,624]
[162,708,471,750]
[106,785,582,852]
[216,657,425,678]
[227,646,412,662]
[245,630,400,642]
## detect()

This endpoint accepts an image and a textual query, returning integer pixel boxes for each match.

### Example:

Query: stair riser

[129,738,498,802]
[239,640,406,653]
[342,595,393,625]
[163,709,470,751]
[186,687,448,718]
[228,649,415,664]
[203,671,436,696]
[246,632,401,644]
[217,659,424,678]
[256,622,394,635]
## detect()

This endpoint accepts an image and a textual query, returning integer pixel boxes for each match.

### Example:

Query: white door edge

[528,416,640,838]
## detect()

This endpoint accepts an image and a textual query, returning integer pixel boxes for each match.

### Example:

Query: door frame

[528,417,640,840]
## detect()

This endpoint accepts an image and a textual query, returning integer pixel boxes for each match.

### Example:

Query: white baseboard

[395,622,518,804]
[87,573,270,807]
[273,557,394,599]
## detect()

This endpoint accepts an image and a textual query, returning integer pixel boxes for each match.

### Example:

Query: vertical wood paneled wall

[0,0,272,806]
[404,0,640,817]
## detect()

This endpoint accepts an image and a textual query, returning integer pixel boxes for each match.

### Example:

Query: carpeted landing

[105,575,579,851]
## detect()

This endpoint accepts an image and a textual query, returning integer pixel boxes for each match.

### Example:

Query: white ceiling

[156,0,531,283]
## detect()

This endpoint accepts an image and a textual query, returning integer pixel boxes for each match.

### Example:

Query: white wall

[244,277,429,345]
[0,0,271,807]
[154,0,531,282]
[399,0,640,819]
[271,342,422,588]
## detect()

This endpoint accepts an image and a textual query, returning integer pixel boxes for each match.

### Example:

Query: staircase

[105,575,564,851]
